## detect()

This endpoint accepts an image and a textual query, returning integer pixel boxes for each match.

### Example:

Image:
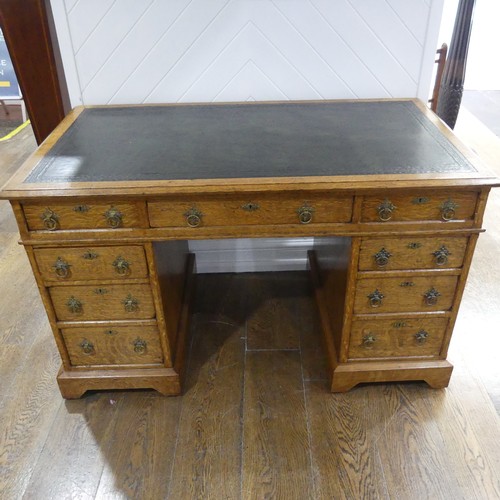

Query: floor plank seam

[239,317,248,500]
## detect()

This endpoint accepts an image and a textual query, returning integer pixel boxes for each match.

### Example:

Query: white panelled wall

[51,0,445,272]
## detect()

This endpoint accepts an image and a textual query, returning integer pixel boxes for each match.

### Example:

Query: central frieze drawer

[49,284,156,321]
[361,191,478,223]
[61,325,163,366]
[353,275,459,314]
[23,201,144,231]
[348,316,448,359]
[147,193,353,228]
[34,245,148,281]
[358,236,469,271]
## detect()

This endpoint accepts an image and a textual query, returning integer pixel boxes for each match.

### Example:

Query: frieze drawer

[358,236,469,271]
[353,275,459,314]
[61,325,163,366]
[23,201,145,231]
[148,193,353,228]
[49,284,156,321]
[360,191,478,223]
[348,316,448,359]
[34,245,148,282]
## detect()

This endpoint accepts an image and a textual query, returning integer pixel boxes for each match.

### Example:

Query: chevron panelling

[61,0,434,105]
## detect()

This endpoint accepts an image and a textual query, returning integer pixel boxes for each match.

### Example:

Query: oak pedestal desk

[2,99,498,398]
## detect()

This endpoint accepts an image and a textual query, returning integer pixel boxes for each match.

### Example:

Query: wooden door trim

[0,0,70,144]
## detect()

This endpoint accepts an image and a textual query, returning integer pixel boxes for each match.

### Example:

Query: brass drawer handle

[297,204,315,224]
[133,338,147,354]
[53,257,71,278]
[41,208,59,231]
[362,333,376,347]
[79,339,94,354]
[367,289,384,308]
[122,294,139,312]
[184,207,203,228]
[423,287,441,306]
[433,245,451,266]
[104,207,123,228]
[374,248,392,267]
[415,330,429,344]
[377,199,396,222]
[441,199,458,221]
[66,296,83,313]
[113,256,130,276]
[242,202,260,212]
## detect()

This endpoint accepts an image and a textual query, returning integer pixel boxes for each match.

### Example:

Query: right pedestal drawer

[348,316,449,359]
[353,275,459,314]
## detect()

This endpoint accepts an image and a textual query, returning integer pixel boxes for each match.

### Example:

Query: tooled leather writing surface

[25,101,476,184]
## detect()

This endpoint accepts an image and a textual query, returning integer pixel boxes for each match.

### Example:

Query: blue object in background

[0,27,21,99]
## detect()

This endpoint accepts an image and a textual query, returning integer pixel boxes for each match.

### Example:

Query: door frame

[0,0,70,144]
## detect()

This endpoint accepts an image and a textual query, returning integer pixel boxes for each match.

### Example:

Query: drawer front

[353,275,459,314]
[61,325,163,366]
[361,191,478,223]
[34,245,148,282]
[23,201,144,231]
[358,236,469,271]
[50,284,156,321]
[148,193,353,228]
[348,317,448,359]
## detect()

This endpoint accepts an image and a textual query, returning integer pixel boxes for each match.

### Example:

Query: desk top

[2,99,498,199]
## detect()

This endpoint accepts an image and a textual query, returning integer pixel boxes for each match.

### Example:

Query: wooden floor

[1,110,500,499]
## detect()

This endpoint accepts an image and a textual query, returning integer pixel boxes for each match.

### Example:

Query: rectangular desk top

[2,99,498,199]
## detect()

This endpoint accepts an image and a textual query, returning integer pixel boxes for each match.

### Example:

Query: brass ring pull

[41,208,59,231]
[433,245,451,266]
[297,204,315,224]
[367,289,384,308]
[66,296,83,314]
[184,207,203,228]
[113,256,130,276]
[104,207,123,228]
[122,294,139,312]
[53,257,71,278]
[374,248,392,267]
[423,287,441,306]
[80,339,94,354]
[133,338,147,354]
[362,333,376,347]
[377,199,396,222]
[415,330,429,344]
[441,199,458,221]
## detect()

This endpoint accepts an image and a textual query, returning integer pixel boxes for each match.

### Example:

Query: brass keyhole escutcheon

[242,202,260,212]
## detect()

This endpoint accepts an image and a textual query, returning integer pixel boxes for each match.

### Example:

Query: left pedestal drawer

[61,325,163,366]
